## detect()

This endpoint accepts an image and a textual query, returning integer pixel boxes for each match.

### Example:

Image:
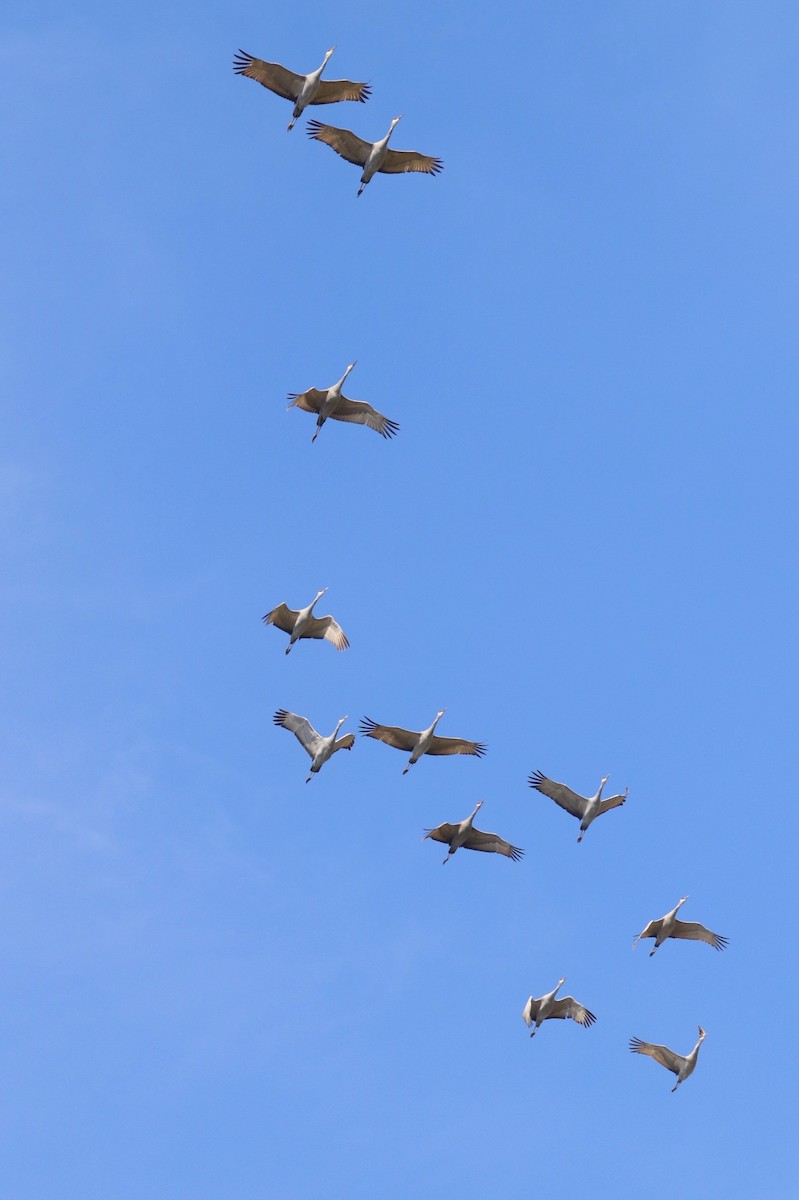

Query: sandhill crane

[273,709,354,782]
[262,588,348,654]
[633,897,728,957]
[359,709,486,775]
[287,362,399,442]
[306,115,443,196]
[630,1026,706,1093]
[522,978,596,1038]
[423,801,523,865]
[233,47,371,131]
[528,770,629,842]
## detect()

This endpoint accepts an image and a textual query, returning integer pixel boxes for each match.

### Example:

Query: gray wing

[550,997,596,1027]
[596,789,628,817]
[423,822,458,846]
[629,1037,685,1076]
[528,770,587,818]
[313,79,372,105]
[233,51,304,101]
[632,918,662,949]
[671,920,729,951]
[427,735,487,759]
[330,397,400,438]
[359,718,418,752]
[304,614,349,651]
[522,996,540,1027]
[287,388,326,414]
[273,709,322,758]
[306,120,373,166]
[334,733,356,752]
[462,828,524,861]
[262,602,298,635]
[379,149,444,176]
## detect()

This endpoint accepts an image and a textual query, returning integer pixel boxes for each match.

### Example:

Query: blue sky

[2,2,798,1196]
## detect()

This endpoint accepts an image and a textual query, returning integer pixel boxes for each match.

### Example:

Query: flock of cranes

[237,43,728,1095]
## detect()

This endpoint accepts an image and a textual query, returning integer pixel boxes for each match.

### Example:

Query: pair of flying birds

[233,46,443,195]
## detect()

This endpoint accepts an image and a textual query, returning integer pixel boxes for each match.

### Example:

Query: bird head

[345,361,357,374]
[678,895,689,906]
[325,46,336,59]
[557,977,567,988]
[436,708,447,719]
[391,115,403,128]
[601,775,610,786]
[698,1026,707,1040]
[474,800,484,811]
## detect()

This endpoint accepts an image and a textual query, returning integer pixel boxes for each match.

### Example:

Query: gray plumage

[522,978,596,1038]
[423,801,523,865]
[273,709,354,782]
[262,587,348,654]
[633,897,728,957]
[360,708,486,774]
[233,47,370,131]
[529,770,628,842]
[630,1026,706,1092]
[307,115,443,195]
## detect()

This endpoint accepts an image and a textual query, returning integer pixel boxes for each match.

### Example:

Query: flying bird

[423,801,523,865]
[630,1026,706,1093]
[233,47,371,131]
[262,588,348,654]
[522,978,596,1038]
[273,709,354,782]
[306,115,443,195]
[633,897,728,957]
[359,709,486,775]
[287,362,399,442]
[528,770,628,842]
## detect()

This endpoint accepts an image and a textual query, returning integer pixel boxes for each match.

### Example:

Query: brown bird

[630,1026,707,1093]
[529,770,628,842]
[424,801,523,865]
[287,362,398,442]
[633,897,728,957]
[360,709,485,774]
[262,588,348,655]
[233,47,371,131]
[307,115,443,195]
[522,979,596,1038]
[273,710,354,783]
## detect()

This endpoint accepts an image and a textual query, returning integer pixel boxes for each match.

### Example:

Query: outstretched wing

[233,51,304,101]
[287,388,326,414]
[380,149,444,176]
[334,733,356,752]
[551,997,596,1028]
[359,718,418,752]
[427,735,487,759]
[462,828,524,861]
[632,918,662,949]
[273,709,322,758]
[306,120,372,166]
[629,1037,684,1076]
[423,822,457,846]
[528,770,587,818]
[672,920,729,951]
[303,614,349,651]
[331,398,400,438]
[313,79,372,105]
[262,603,298,635]
[596,790,628,817]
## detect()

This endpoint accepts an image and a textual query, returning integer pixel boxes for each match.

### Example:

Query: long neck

[466,803,481,826]
[310,590,324,611]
